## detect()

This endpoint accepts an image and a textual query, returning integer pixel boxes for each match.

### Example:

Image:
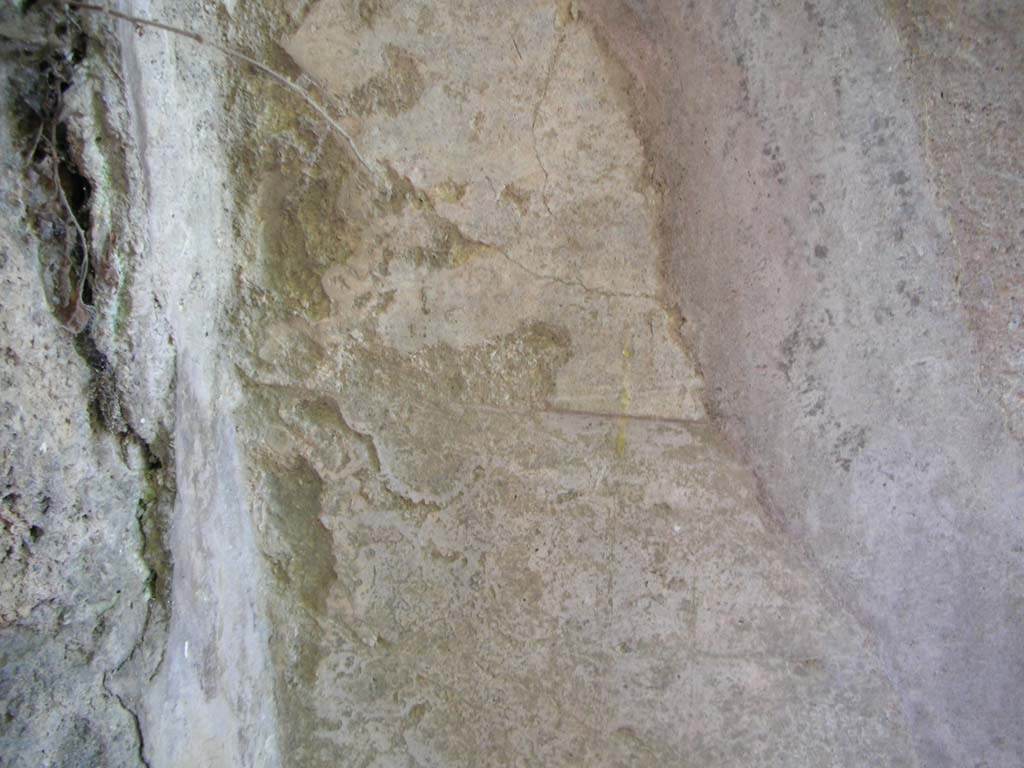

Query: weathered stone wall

[0,5,171,764]
[1,1,1021,766]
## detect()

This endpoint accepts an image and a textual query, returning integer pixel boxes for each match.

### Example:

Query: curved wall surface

[585,2,1024,765]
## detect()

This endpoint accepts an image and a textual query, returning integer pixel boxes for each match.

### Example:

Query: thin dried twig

[26,120,45,162]
[70,2,378,178]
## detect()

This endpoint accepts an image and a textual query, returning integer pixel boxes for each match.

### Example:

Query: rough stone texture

[0,0,1021,766]
[0,30,155,767]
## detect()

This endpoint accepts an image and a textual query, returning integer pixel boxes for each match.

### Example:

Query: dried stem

[70,2,378,178]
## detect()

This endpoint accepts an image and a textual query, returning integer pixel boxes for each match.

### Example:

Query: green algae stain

[264,453,336,616]
[349,45,426,118]
[255,136,363,322]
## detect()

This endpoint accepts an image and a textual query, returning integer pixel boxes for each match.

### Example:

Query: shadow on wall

[583,1,1024,766]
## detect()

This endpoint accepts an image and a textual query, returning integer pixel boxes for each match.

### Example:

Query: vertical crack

[102,672,152,768]
[531,29,564,218]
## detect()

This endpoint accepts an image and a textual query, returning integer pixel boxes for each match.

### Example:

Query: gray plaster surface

[585,2,1024,764]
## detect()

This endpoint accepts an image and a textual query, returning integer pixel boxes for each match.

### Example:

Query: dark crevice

[14,3,96,334]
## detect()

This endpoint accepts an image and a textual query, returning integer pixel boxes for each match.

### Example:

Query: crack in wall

[530,29,564,220]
